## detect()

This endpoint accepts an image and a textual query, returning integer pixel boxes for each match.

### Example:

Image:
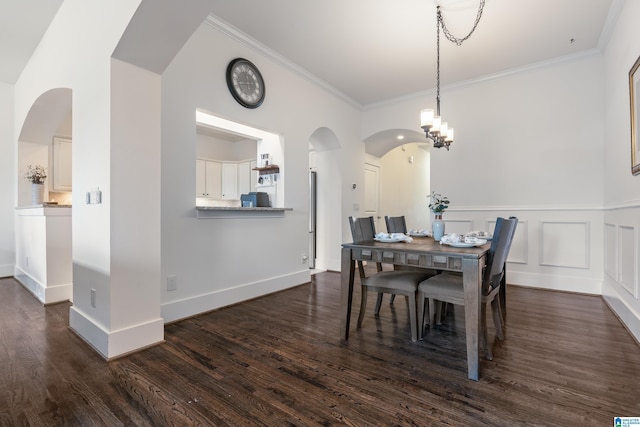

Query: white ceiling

[2,0,621,108]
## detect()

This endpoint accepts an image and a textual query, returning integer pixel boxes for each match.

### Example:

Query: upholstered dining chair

[417,217,518,360]
[348,216,432,341]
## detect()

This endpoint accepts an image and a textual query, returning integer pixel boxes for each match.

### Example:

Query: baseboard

[14,266,71,304]
[69,306,164,359]
[0,264,14,278]
[508,271,602,295]
[161,270,311,324]
[602,290,640,345]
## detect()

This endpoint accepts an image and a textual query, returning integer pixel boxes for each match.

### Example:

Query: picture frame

[629,55,640,175]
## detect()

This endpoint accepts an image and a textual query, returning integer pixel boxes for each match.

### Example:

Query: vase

[432,213,445,241]
[31,183,45,205]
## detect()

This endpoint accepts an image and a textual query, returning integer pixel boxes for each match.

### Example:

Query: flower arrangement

[428,191,449,214]
[25,164,47,184]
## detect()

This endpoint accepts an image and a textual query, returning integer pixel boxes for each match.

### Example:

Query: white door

[364,163,380,230]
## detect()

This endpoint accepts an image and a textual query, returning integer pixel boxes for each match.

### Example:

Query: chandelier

[420,0,485,150]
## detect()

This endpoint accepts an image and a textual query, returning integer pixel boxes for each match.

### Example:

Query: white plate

[374,237,404,243]
[408,232,429,237]
[445,239,488,248]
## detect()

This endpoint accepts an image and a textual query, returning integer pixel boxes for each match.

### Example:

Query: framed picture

[629,55,640,175]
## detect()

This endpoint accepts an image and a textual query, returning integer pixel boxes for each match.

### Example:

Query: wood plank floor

[1,272,639,426]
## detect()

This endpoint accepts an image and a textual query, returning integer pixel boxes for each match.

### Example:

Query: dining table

[340,235,490,381]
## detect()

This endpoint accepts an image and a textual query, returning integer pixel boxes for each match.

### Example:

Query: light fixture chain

[438,0,485,46]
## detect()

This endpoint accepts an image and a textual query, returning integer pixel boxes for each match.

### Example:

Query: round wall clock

[226,58,266,109]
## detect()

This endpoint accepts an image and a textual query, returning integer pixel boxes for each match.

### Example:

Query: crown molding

[364,48,603,111]
[205,14,362,110]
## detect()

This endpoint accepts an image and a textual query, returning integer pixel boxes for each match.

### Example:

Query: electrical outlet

[90,289,96,308]
[301,254,308,264]
[167,275,177,291]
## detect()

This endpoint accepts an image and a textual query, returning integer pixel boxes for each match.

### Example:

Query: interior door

[364,163,380,230]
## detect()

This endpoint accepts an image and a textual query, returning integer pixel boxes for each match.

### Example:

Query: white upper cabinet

[52,137,72,191]
[196,159,221,198]
[221,163,238,199]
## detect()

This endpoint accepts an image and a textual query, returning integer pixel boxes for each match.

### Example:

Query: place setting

[374,232,413,243]
[439,232,489,247]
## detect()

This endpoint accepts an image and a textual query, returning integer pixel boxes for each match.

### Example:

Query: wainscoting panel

[539,221,589,269]
[619,225,636,298]
[506,219,527,264]
[604,223,617,280]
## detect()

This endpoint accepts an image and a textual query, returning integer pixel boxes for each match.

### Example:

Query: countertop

[16,203,72,210]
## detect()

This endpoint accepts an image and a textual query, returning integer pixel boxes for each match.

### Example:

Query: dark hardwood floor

[1,272,639,426]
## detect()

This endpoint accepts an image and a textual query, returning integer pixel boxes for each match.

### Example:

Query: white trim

[602,290,640,344]
[509,271,602,295]
[14,266,72,304]
[161,270,311,323]
[69,306,164,359]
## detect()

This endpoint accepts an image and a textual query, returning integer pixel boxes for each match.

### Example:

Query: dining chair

[385,215,407,234]
[417,217,518,360]
[383,215,439,308]
[348,216,432,341]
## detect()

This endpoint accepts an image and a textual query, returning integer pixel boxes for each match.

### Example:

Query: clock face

[226,58,265,109]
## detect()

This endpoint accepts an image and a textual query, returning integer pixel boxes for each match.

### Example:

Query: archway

[309,127,341,271]
[363,128,432,231]
[15,88,73,304]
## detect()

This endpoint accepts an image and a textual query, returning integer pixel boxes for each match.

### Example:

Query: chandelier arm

[438,0,485,46]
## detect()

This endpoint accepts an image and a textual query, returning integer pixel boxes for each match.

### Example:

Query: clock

[226,58,266,109]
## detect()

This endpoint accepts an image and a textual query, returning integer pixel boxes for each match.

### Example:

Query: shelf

[252,164,280,175]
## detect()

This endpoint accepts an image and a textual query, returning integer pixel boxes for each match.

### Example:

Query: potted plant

[25,164,47,205]
[428,191,449,241]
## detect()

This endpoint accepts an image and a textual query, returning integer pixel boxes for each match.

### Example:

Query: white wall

[0,81,15,277]
[363,53,606,296]
[602,0,640,341]
[13,0,164,358]
[160,21,362,321]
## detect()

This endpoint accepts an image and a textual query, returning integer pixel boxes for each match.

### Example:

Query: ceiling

[2,0,621,108]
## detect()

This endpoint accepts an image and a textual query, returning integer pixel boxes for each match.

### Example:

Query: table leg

[462,256,483,381]
[340,247,355,342]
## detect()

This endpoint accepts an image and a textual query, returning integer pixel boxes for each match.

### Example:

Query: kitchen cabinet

[238,160,258,195]
[196,159,221,198]
[221,163,238,199]
[197,159,258,200]
[52,137,72,191]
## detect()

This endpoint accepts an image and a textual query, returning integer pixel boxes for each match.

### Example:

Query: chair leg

[417,292,426,340]
[374,292,384,315]
[491,298,505,340]
[408,293,418,342]
[434,300,443,325]
[390,294,396,304]
[428,299,435,327]
[481,302,493,361]
[357,286,368,328]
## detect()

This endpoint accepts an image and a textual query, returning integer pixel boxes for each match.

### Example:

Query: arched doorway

[363,129,432,231]
[15,88,73,304]
[309,127,341,271]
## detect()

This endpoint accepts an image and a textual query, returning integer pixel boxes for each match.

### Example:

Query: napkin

[375,232,413,242]
[439,233,461,244]
[466,230,492,239]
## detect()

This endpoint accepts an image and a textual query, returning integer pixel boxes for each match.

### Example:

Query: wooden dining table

[340,236,490,381]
